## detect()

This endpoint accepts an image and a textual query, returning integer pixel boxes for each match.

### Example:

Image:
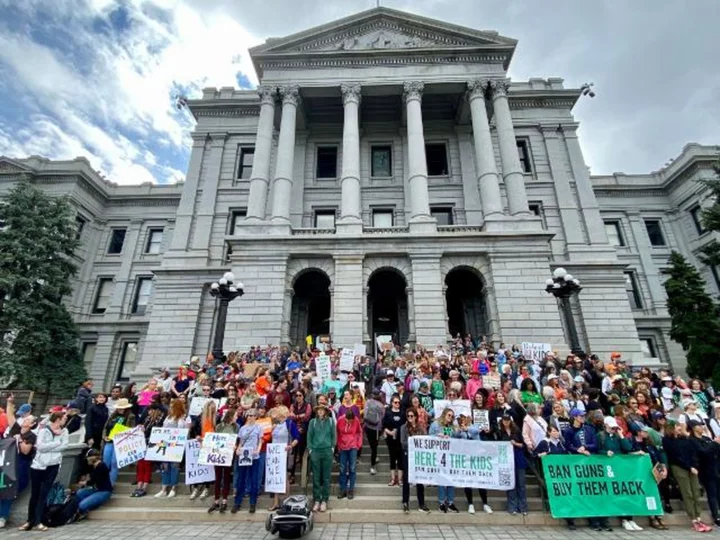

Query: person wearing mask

[307,403,336,513]
[207,408,239,514]
[84,393,109,450]
[400,407,430,514]
[267,406,299,511]
[19,412,68,532]
[70,449,113,521]
[383,395,405,487]
[233,408,264,514]
[101,398,135,486]
[363,389,385,476]
[498,414,528,516]
[687,419,720,527]
[336,408,362,500]
[155,399,188,499]
[429,408,458,513]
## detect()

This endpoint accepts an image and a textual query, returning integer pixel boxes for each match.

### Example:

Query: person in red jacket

[336,409,363,500]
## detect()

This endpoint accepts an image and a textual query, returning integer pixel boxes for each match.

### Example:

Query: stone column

[406,287,417,343]
[192,132,226,252]
[490,79,530,216]
[270,84,300,224]
[281,288,294,344]
[403,81,434,232]
[169,134,206,251]
[466,80,503,220]
[246,85,277,221]
[337,83,363,234]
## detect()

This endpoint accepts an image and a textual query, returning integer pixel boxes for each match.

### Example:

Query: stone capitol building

[1,7,719,386]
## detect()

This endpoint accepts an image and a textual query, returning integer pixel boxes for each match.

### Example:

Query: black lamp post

[210,272,244,361]
[545,267,585,356]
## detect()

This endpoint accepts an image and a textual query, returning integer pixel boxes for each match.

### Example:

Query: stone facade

[1,7,719,387]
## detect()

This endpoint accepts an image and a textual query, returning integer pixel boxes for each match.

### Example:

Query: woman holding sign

[400,407,430,514]
[429,408,459,513]
[267,406,299,511]
[190,400,218,501]
[155,399,188,499]
[233,408,264,514]
[101,398,135,487]
[207,408,238,514]
[454,414,493,514]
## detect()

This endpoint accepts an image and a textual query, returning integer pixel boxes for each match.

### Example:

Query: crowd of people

[2,336,720,533]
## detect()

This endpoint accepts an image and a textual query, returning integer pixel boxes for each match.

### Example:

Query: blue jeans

[102,443,119,486]
[235,459,259,507]
[339,449,358,492]
[257,452,266,494]
[161,462,179,487]
[76,487,112,514]
[438,485,454,504]
[0,498,11,520]
[506,468,527,513]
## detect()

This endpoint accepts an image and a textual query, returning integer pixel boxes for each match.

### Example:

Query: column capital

[539,123,562,137]
[208,132,228,146]
[466,79,490,100]
[403,81,424,102]
[190,133,208,146]
[257,84,277,106]
[279,84,301,106]
[489,78,511,99]
[340,83,362,105]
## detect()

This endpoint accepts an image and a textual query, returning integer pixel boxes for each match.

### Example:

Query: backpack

[365,401,383,426]
[44,494,79,527]
[46,482,66,506]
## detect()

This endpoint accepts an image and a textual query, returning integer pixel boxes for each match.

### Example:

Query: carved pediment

[0,157,32,175]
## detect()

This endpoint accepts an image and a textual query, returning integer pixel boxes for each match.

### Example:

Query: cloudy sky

[0,0,718,185]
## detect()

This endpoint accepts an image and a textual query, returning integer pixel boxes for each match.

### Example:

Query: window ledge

[370,176,394,181]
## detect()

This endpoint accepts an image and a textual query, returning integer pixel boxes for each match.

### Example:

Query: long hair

[201,400,217,427]
[168,399,186,421]
[406,407,424,436]
[438,407,454,428]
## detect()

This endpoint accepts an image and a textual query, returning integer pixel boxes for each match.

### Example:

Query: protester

[498,414,528,516]
[74,379,93,415]
[70,449,113,521]
[400,407,430,514]
[267,406,299,510]
[382,395,405,487]
[233,408,263,514]
[189,400,217,501]
[208,408,238,514]
[363,389,385,476]
[101,397,135,486]
[155,399,187,499]
[308,402,335,512]
[336,408,362,500]
[133,406,165,497]
[0,418,35,529]
[687,419,720,526]
[84,392,109,450]
[429,408,458,513]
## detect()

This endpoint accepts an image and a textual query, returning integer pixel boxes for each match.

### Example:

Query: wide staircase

[94,439,701,526]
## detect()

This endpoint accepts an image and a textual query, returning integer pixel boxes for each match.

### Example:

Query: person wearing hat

[307,402,336,513]
[69,448,113,522]
[561,409,599,456]
[465,369,483,400]
[380,370,397,406]
[628,422,669,529]
[101,397,136,487]
[688,419,720,527]
[679,399,709,431]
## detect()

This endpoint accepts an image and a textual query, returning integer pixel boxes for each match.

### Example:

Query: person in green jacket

[308,403,336,512]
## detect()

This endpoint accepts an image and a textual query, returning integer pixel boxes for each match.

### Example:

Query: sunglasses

[392,401,400,405]
[407,413,416,418]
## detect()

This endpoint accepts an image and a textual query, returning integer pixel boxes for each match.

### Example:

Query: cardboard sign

[114,426,146,468]
[145,427,188,462]
[482,374,502,390]
[0,439,18,500]
[185,440,216,485]
[198,432,236,467]
[107,422,130,442]
[521,342,552,362]
[265,443,288,494]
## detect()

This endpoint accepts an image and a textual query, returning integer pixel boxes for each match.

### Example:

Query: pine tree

[0,179,87,399]
[698,161,720,268]
[662,251,720,385]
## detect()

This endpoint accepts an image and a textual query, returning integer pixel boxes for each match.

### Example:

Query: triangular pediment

[0,157,32,175]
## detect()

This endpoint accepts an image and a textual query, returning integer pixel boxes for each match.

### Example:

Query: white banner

[433,399,471,418]
[185,440,216,485]
[198,432,236,467]
[521,342,551,362]
[408,436,515,490]
[265,443,288,494]
[316,354,331,381]
[339,349,355,373]
[145,427,188,463]
[114,426,146,468]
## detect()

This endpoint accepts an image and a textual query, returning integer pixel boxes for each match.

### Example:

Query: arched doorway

[290,270,331,346]
[367,268,409,350]
[445,267,487,342]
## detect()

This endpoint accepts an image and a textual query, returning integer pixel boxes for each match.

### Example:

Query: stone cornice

[593,188,668,199]
[191,105,260,118]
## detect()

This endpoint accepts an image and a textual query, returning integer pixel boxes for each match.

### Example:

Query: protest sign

[0,438,18,500]
[107,422,130,441]
[482,374,502,390]
[354,343,366,357]
[316,354,331,381]
[408,436,514,490]
[265,443,288,493]
[185,440,215,485]
[433,399,471,418]
[189,397,228,417]
[145,427,188,462]
[339,348,355,373]
[472,409,490,431]
[198,432,236,467]
[114,426,147,468]
[521,342,551,362]
[542,454,663,518]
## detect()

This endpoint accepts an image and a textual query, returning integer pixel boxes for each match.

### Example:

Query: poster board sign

[198,432,235,467]
[107,422,130,442]
[339,348,355,373]
[189,397,228,417]
[354,343,366,358]
[521,342,551,362]
[265,443,288,493]
[472,409,490,431]
[0,438,18,500]
[482,374,502,390]
[145,427,188,462]
[114,426,146,468]
[244,362,261,379]
[542,454,663,518]
[408,436,515,490]
[433,399,471,418]
[185,440,216,485]
[316,354,331,382]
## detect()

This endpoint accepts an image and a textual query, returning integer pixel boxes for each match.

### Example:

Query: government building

[1,7,718,386]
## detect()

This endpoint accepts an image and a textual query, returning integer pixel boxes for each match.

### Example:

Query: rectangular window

[528,203,546,229]
[229,209,247,235]
[712,266,720,291]
[639,338,657,359]
[132,277,153,315]
[624,271,643,309]
[93,278,114,314]
[604,220,625,247]
[75,216,86,240]
[644,219,666,246]
[107,228,126,254]
[371,145,392,177]
[82,342,97,371]
[372,209,394,228]
[425,143,448,176]
[145,228,164,254]
[316,147,338,178]
[690,206,706,235]
[117,341,138,381]
[431,207,454,226]
[314,210,336,229]
[237,147,255,180]
[516,139,532,173]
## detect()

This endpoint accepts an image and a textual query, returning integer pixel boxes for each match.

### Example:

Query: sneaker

[189,488,198,500]
[130,489,139,497]
[338,491,347,500]
[700,521,713,532]
[231,504,240,514]
[439,503,447,513]
[167,488,176,498]
[715,518,720,528]
[418,505,431,514]
[629,521,643,531]
[220,502,227,513]
[483,504,493,514]
[622,520,633,531]
[137,489,147,498]
[448,503,459,513]
[693,521,706,533]
[320,502,327,513]
[348,490,354,500]
[208,503,219,514]
[200,488,209,500]
[370,467,377,476]
[403,504,410,514]
[312,501,320,512]
[249,504,256,514]
[468,504,476,515]
[0,518,6,529]
[154,489,167,498]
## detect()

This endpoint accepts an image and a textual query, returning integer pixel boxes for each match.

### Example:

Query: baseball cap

[17,404,32,416]
[651,410,666,420]
[386,370,394,376]
[604,417,620,429]
[686,419,704,430]
[570,408,586,418]
[629,422,649,434]
[573,375,585,383]
[681,398,696,410]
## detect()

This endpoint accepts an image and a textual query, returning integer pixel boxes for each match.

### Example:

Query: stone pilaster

[410,253,446,346]
[169,134,206,251]
[192,132,227,253]
[105,219,142,317]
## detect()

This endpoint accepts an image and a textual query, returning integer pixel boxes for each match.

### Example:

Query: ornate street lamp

[209,272,244,361]
[545,267,585,356]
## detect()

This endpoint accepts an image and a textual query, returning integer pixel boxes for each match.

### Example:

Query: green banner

[542,454,663,518]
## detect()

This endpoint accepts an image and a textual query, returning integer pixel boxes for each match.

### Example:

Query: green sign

[542,454,663,518]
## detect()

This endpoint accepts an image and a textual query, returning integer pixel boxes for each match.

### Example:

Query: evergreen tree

[662,251,720,385]
[0,179,87,398]
[698,161,720,268]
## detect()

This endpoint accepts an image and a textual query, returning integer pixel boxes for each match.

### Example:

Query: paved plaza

[0,522,708,540]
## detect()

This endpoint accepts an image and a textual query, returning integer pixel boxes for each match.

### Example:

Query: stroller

[265,495,314,538]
